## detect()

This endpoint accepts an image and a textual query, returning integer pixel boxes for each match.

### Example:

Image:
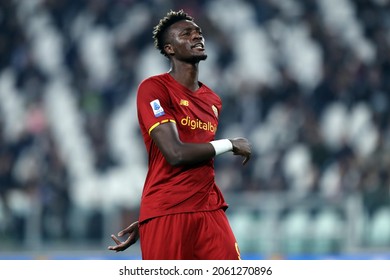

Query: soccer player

[108,10,252,260]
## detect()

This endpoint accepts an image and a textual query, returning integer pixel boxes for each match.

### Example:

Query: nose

[193,30,203,40]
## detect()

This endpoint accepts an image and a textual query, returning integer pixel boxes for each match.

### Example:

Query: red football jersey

[136,73,228,223]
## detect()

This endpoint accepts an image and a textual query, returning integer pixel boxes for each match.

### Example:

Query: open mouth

[192,43,205,50]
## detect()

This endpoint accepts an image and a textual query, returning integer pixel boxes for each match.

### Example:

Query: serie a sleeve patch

[150,99,165,117]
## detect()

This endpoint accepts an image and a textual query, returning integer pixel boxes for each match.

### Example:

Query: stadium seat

[280,208,311,255]
[311,208,344,254]
[282,144,312,197]
[228,210,259,253]
[0,197,5,232]
[367,206,390,247]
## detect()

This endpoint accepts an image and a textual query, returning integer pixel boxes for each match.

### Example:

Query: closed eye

[180,27,203,37]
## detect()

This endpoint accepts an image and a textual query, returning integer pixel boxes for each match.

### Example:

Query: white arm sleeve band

[210,139,233,156]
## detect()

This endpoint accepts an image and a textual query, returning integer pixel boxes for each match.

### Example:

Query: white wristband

[210,139,233,156]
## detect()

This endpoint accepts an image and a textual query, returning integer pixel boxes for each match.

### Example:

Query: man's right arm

[150,122,251,166]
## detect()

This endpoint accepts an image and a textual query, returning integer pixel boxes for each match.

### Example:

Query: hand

[108,221,140,252]
[229,137,252,165]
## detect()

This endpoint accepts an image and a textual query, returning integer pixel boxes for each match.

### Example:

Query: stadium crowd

[1,0,390,255]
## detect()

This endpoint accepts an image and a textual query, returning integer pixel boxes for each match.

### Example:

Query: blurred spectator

[1,0,390,254]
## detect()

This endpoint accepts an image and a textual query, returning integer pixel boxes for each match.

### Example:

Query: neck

[169,60,200,92]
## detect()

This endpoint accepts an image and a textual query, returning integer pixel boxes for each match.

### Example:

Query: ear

[164,44,174,56]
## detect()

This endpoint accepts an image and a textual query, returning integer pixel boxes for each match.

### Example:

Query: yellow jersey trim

[148,119,176,135]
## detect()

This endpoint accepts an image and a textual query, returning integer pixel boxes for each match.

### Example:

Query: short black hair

[152,10,193,57]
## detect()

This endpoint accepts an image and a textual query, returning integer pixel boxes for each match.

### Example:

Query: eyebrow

[180,26,201,34]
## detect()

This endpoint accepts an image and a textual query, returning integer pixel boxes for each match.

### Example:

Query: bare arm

[150,122,251,166]
[150,122,215,166]
[108,125,251,252]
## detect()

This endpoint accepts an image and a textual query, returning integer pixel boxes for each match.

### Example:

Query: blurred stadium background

[1,0,390,260]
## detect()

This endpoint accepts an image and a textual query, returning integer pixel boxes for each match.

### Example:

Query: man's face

[164,20,207,63]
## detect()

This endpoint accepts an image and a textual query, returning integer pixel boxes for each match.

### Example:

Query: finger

[126,234,137,244]
[108,239,132,252]
[242,155,250,165]
[108,244,118,250]
[118,229,129,237]
[128,236,137,246]
[118,227,131,237]
[108,245,122,252]
[119,229,131,237]
[119,222,137,236]
[111,234,122,245]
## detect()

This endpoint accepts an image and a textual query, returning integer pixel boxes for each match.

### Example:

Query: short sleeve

[136,77,176,135]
